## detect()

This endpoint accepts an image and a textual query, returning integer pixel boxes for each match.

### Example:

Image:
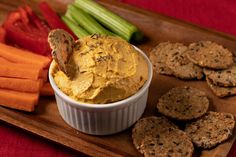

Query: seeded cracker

[140,128,193,157]
[149,42,185,75]
[132,116,178,153]
[166,46,203,79]
[204,66,236,87]
[187,41,233,69]
[157,86,209,120]
[206,77,236,97]
[185,111,235,149]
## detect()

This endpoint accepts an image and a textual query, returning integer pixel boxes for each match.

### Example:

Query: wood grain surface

[0,0,236,157]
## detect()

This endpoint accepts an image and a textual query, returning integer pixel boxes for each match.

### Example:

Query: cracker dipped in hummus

[49,29,148,104]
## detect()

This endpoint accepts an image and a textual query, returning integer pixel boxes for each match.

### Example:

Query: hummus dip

[52,34,148,104]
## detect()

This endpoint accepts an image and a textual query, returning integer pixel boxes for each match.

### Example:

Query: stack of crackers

[149,41,236,97]
[132,86,235,157]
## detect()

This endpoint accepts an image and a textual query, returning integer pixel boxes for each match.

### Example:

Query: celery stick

[65,10,76,23]
[74,0,143,42]
[68,4,114,36]
[61,15,89,38]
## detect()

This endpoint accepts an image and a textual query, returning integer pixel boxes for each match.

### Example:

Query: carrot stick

[0,43,51,68]
[0,56,45,69]
[0,57,11,63]
[0,56,45,80]
[0,62,42,80]
[0,77,43,92]
[0,54,49,81]
[40,82,54,96]
[40,69,48,82]
[0,89,39,112]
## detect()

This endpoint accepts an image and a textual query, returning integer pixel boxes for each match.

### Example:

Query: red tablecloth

[1,0,236,157]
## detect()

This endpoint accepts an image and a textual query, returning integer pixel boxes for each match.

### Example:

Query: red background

[1,0,236,156]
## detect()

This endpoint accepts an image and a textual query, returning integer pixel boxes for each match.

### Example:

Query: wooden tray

[1,0,236,156]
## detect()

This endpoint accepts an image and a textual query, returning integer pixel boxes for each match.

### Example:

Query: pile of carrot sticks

[0,43,53,112]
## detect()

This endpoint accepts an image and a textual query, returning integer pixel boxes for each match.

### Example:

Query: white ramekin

[49,46,153,135]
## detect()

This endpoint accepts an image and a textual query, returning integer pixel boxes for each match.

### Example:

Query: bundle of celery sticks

[62,0,143,42]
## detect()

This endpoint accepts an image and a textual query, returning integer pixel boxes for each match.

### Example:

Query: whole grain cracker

[140,127,194,157]
[185,111,235,149]
[149,42,186,75]
[204,66,236,87]
[157,86,209,120]
[187,41,233,69]
[206,77,236,97]
[167,47,203,79]
[132,116,177,153]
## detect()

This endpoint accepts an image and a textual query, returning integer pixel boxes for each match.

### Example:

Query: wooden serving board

[1,0,236,156]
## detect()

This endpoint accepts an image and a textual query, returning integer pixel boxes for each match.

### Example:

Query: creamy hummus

[52,35,148,104]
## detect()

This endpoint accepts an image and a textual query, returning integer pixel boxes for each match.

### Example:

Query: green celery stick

[68,4,114,36]
[61,15,89,38]
[74,0,143,42]
[65,10,76,23]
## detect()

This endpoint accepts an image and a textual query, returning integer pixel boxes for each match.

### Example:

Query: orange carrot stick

[0,63,42,80]
[0,56,49,80]
[40,69,48,82]
[40,82,54,96]
[0,43,51,68]
[0,77,43,92]
[0,56,43,68]
[0,89,39,112]
[0,57,10,63]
